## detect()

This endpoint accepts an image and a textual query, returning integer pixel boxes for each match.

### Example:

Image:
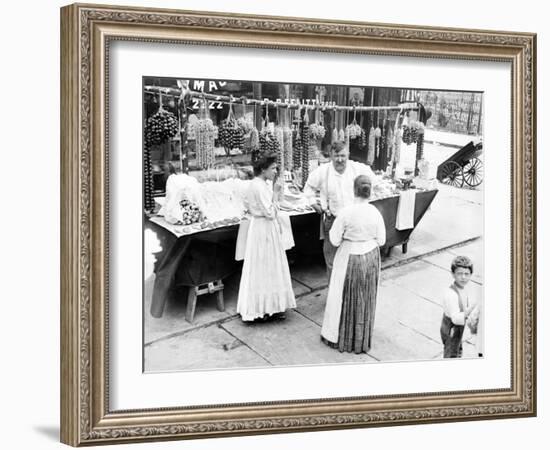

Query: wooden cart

[437,141,483,188]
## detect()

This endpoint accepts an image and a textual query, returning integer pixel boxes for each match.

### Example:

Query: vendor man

[303,140,376,280]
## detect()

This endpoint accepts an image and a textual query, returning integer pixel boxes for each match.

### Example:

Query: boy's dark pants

[440,315,465,358]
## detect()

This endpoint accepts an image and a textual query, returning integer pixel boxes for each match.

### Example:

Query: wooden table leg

[216,289,225,312]
[185,287,197,323]
[402,242,408,254]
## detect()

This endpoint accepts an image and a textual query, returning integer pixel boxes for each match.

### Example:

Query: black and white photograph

[143,77,484,372]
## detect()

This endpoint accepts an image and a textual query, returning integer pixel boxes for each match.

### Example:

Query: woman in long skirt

[321,175,386,353]
[236,154,296,322]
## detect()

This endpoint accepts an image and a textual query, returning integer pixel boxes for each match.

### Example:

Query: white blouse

[244,177,277,220]
[303,161,375,216]
[329,199,386,249]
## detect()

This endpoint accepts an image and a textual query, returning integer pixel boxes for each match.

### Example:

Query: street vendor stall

[143,81,439,319]
[147,186,437,318]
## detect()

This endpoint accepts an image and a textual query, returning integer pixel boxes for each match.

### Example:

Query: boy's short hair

[451,255,473,274]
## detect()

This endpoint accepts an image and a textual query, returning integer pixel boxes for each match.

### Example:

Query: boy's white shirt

[442,284,476,326]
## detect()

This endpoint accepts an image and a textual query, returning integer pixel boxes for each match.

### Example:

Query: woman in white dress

[236,154,296,322]
[321,175,386,353]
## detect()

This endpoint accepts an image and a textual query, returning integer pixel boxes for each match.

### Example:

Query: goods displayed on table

[179,196,204,225]
[278,183,313,212]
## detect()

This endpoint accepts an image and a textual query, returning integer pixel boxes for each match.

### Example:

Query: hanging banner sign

[180,79,228,92]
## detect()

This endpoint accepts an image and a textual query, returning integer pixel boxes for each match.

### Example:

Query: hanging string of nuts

[195,97,218,169]
[301,109,310,187]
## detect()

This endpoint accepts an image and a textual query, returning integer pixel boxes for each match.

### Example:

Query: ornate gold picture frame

[60,3,536,446]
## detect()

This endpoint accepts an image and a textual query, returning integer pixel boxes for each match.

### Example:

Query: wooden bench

[185,280,225,323]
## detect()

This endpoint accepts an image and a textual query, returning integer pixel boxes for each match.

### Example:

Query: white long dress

[236,178,296,321]
[321,199,386,346]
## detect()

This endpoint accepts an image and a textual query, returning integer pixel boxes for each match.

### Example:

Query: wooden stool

[185,280,225,324]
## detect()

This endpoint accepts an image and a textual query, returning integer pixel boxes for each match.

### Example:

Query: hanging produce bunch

[301,110,310,186]
[292,124,303,170]
[249,126,260,163]
[218,117,245,151]
[143,145,155,212]
[237,117,254,134]
[346,108,362,146]
[186,114,199,140]
[195,118,217,169]
[274,125,285,171]
[145,107,179,148]
[338,111,346,142]
[415,122,425,164]
[374,123,382,158]
[360,128,368,148]
[258,104,280,162]
[402,120,422,145]
[346,123,362,140]
[283,127,293,172]
[259,127,280,157]
[194,98,218,169]
[367,123,376,166]
[309,122,326,141]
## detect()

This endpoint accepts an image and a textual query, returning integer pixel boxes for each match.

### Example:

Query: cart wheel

[463,157,483,187]
[440,161,464,188]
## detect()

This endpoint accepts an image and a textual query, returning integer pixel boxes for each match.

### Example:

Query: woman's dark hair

[451,255,474,274]
[354,175,372,199]
[253,153,278,176]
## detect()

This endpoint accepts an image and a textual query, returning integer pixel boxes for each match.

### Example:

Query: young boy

[440,256,476,358]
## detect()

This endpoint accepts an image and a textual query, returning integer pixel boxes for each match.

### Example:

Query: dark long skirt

[323,247,380,353]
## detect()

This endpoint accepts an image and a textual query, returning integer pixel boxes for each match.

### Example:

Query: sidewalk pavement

[144,182,483,372]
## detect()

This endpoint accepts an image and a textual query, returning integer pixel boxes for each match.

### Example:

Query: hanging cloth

[396,189,416,230]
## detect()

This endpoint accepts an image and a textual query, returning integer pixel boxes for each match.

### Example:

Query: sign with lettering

[180,79,228,92]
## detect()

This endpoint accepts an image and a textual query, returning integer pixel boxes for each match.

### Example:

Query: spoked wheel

[463,157,483,187]
[440,161,464,188]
